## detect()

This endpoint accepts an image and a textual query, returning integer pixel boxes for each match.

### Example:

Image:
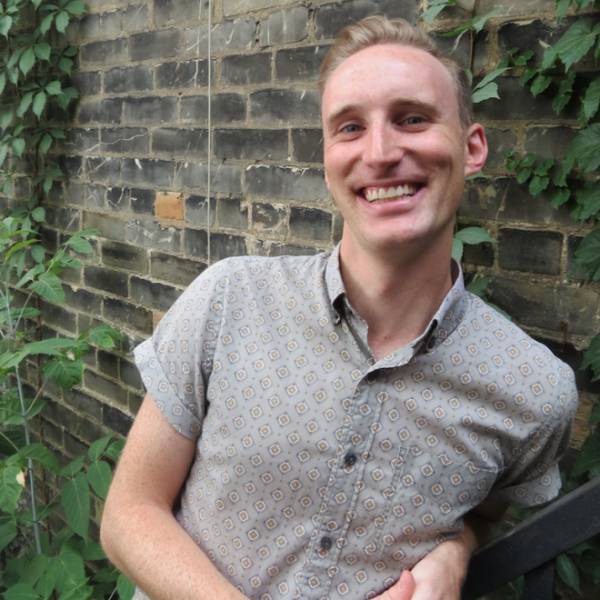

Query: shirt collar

[324,243,468,351]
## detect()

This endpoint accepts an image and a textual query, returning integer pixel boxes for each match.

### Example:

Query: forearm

[101,501,248,600]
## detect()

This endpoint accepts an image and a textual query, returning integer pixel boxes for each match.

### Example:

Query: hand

[372,571,416,600]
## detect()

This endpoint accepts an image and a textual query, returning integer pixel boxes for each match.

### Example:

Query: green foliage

[452,226,494,262]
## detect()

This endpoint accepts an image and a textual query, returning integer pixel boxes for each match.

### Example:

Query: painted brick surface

[31,0,598,455]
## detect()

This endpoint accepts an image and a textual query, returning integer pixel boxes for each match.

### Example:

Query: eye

[339,122,362,134]
[401,115,426,127]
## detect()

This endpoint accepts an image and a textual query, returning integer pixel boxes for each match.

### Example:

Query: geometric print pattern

[133,246,577,600]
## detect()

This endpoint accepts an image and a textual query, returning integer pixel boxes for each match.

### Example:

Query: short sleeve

[133,261,228,439]
[489,363,578,507]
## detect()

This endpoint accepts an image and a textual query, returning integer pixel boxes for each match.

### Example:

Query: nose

[363,122,404,168]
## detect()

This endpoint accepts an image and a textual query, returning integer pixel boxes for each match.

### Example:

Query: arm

[100,394,248,600]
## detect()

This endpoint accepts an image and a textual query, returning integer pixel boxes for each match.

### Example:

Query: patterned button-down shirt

[133,247,577,600]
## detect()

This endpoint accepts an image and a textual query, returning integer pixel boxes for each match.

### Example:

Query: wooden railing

[462,477,600,599]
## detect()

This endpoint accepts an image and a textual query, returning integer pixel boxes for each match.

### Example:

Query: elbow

[100,494,119,564]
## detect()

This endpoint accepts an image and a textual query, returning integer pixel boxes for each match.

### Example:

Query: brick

[64,286,102,314]
[122,3,150,32]
[183,19,255,56]
[460,179,503,221]
[483,128,517,171]
[40,419,63,448]
[65,127,100,153]
[477,0,564,17]
[155,191,184,220]
[130,189,155,215]
[103,297,153,333]
[461,238,494,267]
[489,277,599,337]
[130,276,181,312]
[174,163,242,194]
[64,389,103,422]
[430,31,471,71]
[98,350,119,379]
[121,358,144,391]
[60,156,84,178]
[185,196,216,227]
[129,390,144,413]
[524,127,577,161]
[102,240,148,272]
[267,241,321,256]
[249,89,320,125]
[217,197,248,230]
[567,236,587,282]
[275,46,328,82]
[104,66,153,93]
[498,229,562,276]
[71,71,101,96]
[78,99,123,124]
[150,252,205,286]
[45,206,80,231]
[155,0,207,26]
[125,219,182,253]
[41,303,77,334]
[152,128,208,158]
[122,96,177,125]
[224,0,282,15]
[291,129,323,163]
[315,0,418,38]
[129,30,183,61]
[259,6,309,46]
[214,129,287,161]
[80,39,128,66]
[251,202,287,234]
[156,59,209,88]
[184,228,208,259]
[209,233,247,261]
[101,127,149,154]
[180,94,245,124]
[290,207,332,242]
[106,187,130,212]
[84,266,129,297]
[100,11,122,37]
[103,404,132,436]
[75,13,101,40]
[221,53,271,86]
[245,165,328,201]
[122,158,174,188]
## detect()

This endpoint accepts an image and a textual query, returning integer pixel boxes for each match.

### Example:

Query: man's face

[321,43,487,258]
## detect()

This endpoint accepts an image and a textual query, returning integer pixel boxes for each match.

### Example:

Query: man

[101,16,577,600]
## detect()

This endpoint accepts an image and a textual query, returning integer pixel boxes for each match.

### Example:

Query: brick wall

[38,0,599,454]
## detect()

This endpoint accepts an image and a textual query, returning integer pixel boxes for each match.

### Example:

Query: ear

[464,123,488,177]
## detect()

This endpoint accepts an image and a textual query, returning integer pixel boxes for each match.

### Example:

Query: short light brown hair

[319,16,473,128]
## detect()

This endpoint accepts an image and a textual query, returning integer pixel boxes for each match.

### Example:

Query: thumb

[385,570,416,600]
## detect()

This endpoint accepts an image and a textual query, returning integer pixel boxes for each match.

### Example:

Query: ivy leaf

[58,56,73,74]
[45,80,62,95]
[0,464,24,513]
[40,13,54,34]
[530,73,552,96]
[466,276,490,298]
[582,333,600,381]
[18,443,59,472]
[30,272,64,303]
[19,47,35,75]
[55,11,70,33]
[32,91,46,118]
[43,356,83,388]
[554,19,599,71]
[32,245,45,263]
[565,123,600,173]
[88,325,121,349]
[0,16,13,36]
[455,226,493,245]
[60,472,90,539]
[528,175,550,197]
[54,544,86,593]
[422,0,455,24]
[116,574,135,600]
[34,42,51,61]
[472,82,500,104]
[556,0,571,19]
[0,72,5,94]
[557,554,581,594]
[551,188,571,208]
[3,583,38,600]
[0,515,17,552]
[553,70,575,114]
[65,234,93,254]
[580,78,600,124]
[452,238,464,262]
[574,227,600,280]
[11,138,25,157]
[87,460,112,499]
[60,455,86,478]
[31,206,46,222]
[65,0,86,16]
[39,133,53,154]
[574,183,600,221]
[87,434,113,461]
[17,92,33,117]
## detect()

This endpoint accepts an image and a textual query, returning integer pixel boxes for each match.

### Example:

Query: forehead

[321,43,459,122]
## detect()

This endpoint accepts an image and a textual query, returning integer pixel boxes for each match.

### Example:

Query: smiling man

[101,16,578,600]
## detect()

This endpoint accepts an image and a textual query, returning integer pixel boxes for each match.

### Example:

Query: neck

[339,234,454,360]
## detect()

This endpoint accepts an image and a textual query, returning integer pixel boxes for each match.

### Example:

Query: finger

[385,570,416,600]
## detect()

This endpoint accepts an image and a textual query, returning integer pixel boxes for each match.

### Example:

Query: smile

[363,184,419,202]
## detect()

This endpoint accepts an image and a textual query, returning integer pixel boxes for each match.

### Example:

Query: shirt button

[319,536,333,552]
[344,452,357,467]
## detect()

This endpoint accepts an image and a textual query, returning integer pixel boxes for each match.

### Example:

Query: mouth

[360,183,422,203]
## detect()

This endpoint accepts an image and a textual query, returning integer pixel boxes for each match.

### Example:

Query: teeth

[364,184,417,202]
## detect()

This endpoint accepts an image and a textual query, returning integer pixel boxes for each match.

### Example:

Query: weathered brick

[154,0,208,26]
[78,99,123,124]
[155,191,184,220]
[125,219,182,253]
[217,197,248,230]
[130,276,181,311]
[80,39,128,66]
[60,156,84,179]
[106,187,131,212]
[102,240,148,272]
[121,358,144,391]
[524,127,577,161]
[462,238,495,267]
[499,229,562,275]
[180,94,245,124]
[122,96,177,125]
[103,296,153,333]
[291,129,323,163]
[290,207,332,242]
[45,206,80,231]
[100,11,122,37]
[221,53,271,86]
[224,0,282,15]
[122,3,150,32]
[267,241,321,256]
[156,59,209,88]
[101,127,149,154]
[71,71,101,96]
[86,157,122,185]
[103,404,132,436]
[64,286,102,314]
[430,31,471,71]
[41,303,77,334]
[245,165,327,201]
[184,228,208,259]
[117,188,153,215]
[567,236,587,282]
[122,158,174,188]
[150,252,205,286]
[210,233,248,261]
[129,30,183,61]
[249,89,320,125]
[259,6,309,46]
[275,46,328,82]
[174,163,242,194]
[63,389,103,422]
[214,129,287,161]
[84,266,129,297]
[82,213,126,242]
[479,0,564,18]
[74,13,101,40]
[315,0,418,38]
[251,202,287,234]
[483,128,517,171]
[183,19,255,56]
[152,128,208,158]
[104,65,153,93]
[98,350,119,379]
[185,196,216,227]
[65,128,100,153]
[460,179,503,221]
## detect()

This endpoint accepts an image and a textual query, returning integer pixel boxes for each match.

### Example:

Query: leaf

[58,57,73,74]
[116,574,135,600]
[19,47,36,75]
[65,0,86,16]
[554,19,598,71]
[574,183,600,221]
[33,91,47,118]
[0,72,5,94]
[60,455,85,477]
[65,235,93,254]
[451,238,464,262]
[551,188,571,208]
[34,42,51,61]
[43,357,83,388]
[17,92,33,118]
[4,583,39,600]
[45,80,62,95]
[582,332,600,380]
[54,544,86,593]
[422,0,455,24]
[574,228,600,280]
[30,273,65,303]
[0,464,24,513]
[565,123,600,173]
[77,539,106,561]
[553,71,575,114]
[580,78,600,124]
[55,11,70,33]
[455,226,493,245]
[466,276,490,298]
[0,515,17,552]
[530,73,552,96]
[39,133,53,154]
[60,473,90,539]
[472,82,500,104]
[88,325,121,349]
[528,175,550,197]
[40,13,54,34]
[556,553,581,594]
[590,402,600,426]
[18,443,59,472]
[87,460,112,499]
[87,434,113,461]
[31,207,46,222]
[556,0,571,19]
[12,137,25,157]
[0,15,13,36]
